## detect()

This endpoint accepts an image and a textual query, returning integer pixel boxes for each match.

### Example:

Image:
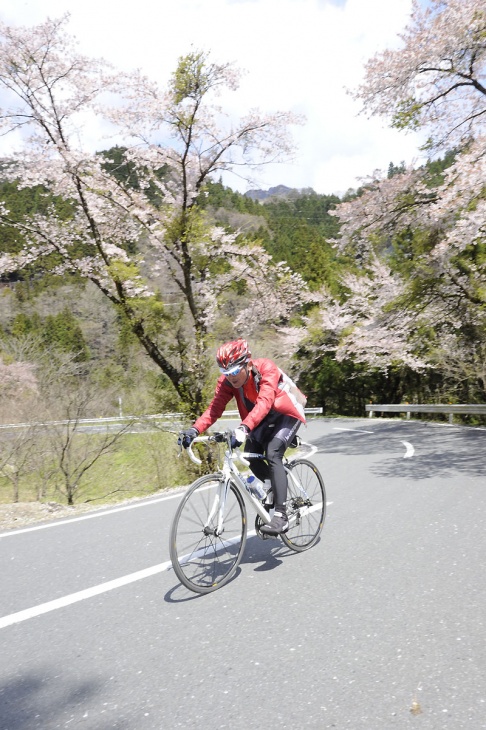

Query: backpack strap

[251,363,262,392]
[237,364,261,412]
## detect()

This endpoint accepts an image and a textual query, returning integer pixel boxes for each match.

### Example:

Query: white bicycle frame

[186,439,271,530]
[185,435,318,535]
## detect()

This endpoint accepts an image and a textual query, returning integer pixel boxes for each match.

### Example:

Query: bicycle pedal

[256,527,271,540]
[255,516,272,540]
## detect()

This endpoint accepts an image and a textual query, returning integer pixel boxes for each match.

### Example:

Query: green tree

[0,20,304,418]
[42,308,90,362]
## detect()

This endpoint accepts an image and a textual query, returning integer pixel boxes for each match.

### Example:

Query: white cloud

[0,0,426,195]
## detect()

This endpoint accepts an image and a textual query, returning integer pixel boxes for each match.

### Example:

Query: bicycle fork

[203,478,231,537]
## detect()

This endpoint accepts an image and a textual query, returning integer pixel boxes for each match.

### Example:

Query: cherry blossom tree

[294,0,486,388]
[0,16,305,415]
[355,0,486,152]
[0,356,38,398]
[288,257,429,374]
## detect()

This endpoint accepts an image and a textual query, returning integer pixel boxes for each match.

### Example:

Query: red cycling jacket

[193,358,305,434]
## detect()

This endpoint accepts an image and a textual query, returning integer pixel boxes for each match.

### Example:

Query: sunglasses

[220,364,244,377]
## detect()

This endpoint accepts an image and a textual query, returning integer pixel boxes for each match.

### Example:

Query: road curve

[1,417,485,729]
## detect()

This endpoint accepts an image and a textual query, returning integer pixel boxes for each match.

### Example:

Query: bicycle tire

[280,458,326,552]
[169,474,247,594]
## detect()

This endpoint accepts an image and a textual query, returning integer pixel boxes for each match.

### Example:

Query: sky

[0,0,426,196]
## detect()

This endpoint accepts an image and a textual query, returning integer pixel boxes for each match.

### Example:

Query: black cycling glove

[178,427,199,449]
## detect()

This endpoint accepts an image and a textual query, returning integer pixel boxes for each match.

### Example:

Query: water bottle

[246,475,266,500]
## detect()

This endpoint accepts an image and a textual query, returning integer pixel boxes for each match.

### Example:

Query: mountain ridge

[244,184,316,202]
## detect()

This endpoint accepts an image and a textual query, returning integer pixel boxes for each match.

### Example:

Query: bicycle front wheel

[169,475,247,594]
[281,459,326,552]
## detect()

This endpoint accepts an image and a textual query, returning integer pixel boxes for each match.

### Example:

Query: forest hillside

[1,2,485,507]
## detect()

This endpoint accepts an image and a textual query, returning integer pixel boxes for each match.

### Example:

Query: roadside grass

[0,430,201,506]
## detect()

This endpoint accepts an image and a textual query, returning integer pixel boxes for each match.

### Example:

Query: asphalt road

[1,417,485,729]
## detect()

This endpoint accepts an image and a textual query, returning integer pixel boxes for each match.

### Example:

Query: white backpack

[251,364,307,418]
[277,368,307,418]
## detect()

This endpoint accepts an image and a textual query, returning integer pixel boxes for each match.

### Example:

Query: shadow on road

[164,534,306,600]
[314,421,486,481]
[240,533,300,570]
[163,581,215,602]
[0,668,122,730]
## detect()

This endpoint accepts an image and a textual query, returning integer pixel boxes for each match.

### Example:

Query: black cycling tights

[245,434,289,514]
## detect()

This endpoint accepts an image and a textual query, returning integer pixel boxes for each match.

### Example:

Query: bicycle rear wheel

[169,474,247,594]
[281,459,326,552]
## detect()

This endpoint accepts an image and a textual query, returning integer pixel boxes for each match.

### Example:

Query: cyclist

[178,339,305,535]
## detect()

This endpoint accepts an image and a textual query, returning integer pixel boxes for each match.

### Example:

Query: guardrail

[0,413,183,431]
[0,407,323,432]
[205,407,322,417]
[366,403,486,424]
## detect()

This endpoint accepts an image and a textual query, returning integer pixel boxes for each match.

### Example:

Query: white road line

[0,529,257,629]
[0,502,332,628]
[401,441,415,458]
[333,428,373,434]
[1,498,332,628]
[0,562,172,630]
[0,491,185,538]
[333,427,415,458]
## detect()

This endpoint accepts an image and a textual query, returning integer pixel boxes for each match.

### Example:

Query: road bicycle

[169,430,326,594]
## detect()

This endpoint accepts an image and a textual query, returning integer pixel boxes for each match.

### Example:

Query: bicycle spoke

[170,476,247,593]
[281,459,326,551]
